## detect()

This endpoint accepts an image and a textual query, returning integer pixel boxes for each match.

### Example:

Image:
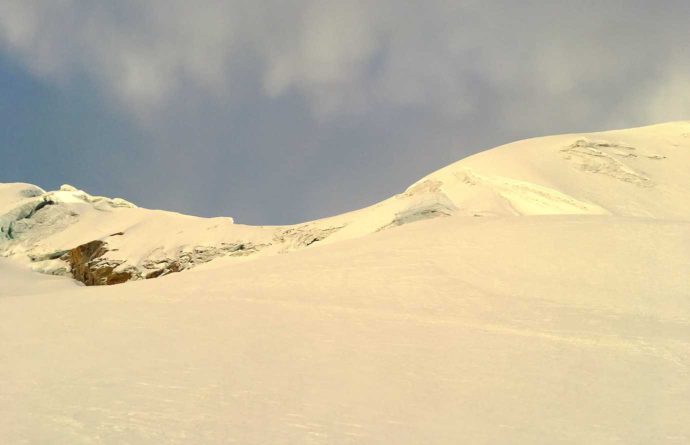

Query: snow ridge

[1,121,689,285]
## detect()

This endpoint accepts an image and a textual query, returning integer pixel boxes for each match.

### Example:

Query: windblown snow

[1,122,689,444]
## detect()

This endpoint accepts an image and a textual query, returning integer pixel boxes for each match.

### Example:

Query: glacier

[1,122,689,444]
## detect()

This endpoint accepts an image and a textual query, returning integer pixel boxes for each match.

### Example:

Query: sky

[1,1,689,225]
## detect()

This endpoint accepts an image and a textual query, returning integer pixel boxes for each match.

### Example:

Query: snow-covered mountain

[1,122,689,444]
[2,121,689,285]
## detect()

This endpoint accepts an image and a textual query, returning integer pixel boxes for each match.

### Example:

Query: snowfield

[1,122,690,444]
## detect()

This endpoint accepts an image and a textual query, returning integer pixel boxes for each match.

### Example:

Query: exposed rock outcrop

[139,242,268,281]
[62,240,133,286]
[59,238,271,286]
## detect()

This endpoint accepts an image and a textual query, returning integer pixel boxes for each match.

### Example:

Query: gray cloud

[1,1,689,223]
[4,0,688,124]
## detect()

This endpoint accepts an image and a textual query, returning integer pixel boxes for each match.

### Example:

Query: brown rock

[62,240,133,286]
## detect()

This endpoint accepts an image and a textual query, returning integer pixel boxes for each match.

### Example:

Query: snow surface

[1,122,690,443]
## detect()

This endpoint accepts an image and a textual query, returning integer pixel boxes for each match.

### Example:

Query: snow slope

[2,216,689,444]
[1,122,690,443]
